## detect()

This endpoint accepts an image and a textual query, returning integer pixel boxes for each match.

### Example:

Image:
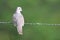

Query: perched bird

[13,7,24,35]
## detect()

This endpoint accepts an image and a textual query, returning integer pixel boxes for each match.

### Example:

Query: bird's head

[16,7,22,13]
[16,7,22,11]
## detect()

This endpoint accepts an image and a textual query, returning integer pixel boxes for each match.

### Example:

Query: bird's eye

[19,8,20,10]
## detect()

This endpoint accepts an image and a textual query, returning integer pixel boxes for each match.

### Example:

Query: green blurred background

[0,0,60,40]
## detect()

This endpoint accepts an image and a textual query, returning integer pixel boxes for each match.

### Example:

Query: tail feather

[17,26,23,35]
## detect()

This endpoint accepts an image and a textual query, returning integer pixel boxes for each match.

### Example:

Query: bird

[13,7,24,35]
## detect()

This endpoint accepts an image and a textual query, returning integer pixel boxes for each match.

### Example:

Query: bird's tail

[17,25,23,35]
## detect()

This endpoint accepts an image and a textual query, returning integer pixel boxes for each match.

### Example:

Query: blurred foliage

[0,0,60,23]
[0,0,60,40]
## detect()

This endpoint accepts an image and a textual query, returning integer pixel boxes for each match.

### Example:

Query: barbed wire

[0,22,60,26]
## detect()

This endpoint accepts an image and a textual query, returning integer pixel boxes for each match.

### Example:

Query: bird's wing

[13,14,17,26]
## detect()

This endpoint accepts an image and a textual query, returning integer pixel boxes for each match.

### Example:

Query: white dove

[13,7,24,35]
